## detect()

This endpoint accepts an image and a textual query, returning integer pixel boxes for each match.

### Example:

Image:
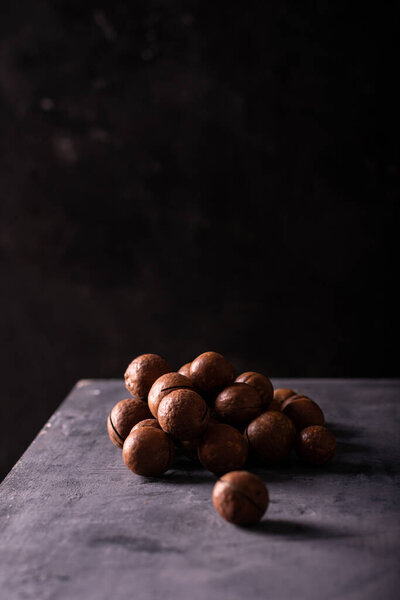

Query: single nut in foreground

[215,383,265,428]
[130,418,161,433]
[235,372,273,408]
[281,395,325,430]
[198,423,248,474]
[157,388,209,441]
[178,362,192,378]
[213,471,269,525]
[107,398,153,448]
[189,351,235,400]
[245,411,296,462]
[124,353,171,399]
[123,427,175,476]
[296,425,336,465]
[148,372,194,418]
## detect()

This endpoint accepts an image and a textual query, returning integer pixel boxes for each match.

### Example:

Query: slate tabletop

[0,379,399,600]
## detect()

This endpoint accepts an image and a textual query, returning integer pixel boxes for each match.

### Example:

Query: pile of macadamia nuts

[107,352,336,525]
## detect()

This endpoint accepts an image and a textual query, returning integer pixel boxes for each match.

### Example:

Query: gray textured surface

[0,379,399,600]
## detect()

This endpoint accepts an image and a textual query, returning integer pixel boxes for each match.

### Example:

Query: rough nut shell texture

[148,372,194,418]
[281,395,325,430]
[235,372,273,407]
[215,383,265,427]
[157,388,209,441]
[131,419,161,433]
[107,397,152,448]
[273,388,297,406]
[124,353,171,399]
[189,352,235,398]
[123,427,175,477]
[246,411,296,462]
[296,425,336,465]
[213,471,269,525]
[178,363,192,378]
[198,423,248,474]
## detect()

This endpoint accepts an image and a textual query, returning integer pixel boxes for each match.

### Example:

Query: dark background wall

[0,1,397,480]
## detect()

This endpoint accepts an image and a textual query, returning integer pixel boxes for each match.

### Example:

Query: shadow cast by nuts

[245,518,351,540]
[327,422,360,440]
[289,459,399,477]
[339,441,372,455]
[172,455,203,471]
[161,470,217,485]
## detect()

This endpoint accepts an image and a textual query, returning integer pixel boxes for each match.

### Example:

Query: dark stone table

[1,379,399,600]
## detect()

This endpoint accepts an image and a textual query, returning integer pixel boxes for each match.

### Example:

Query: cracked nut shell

[122,427,175,476]
[189,351,235,400]
[245,411,296,462]
[131,418,161,433]
[215,383,265,428]
[124,353,171,399]
[107,397,152,448]
[268,388,296,411]
[235,372,273,408]
[213,471,269,525]
[157,388,209,441]
[296,425,336,465]
[281,395,325,430]
[198,423,248,474]
[274,388,297,406]
[148,372,194,418]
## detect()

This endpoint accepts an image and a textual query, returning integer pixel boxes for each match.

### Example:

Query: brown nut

[130,418,161,433]
[124,353,171,399]
[178,362,192,378]
[267,397,282,411]
[148,372,194,418]
[198,423,248,474]
[180,438,200,461]
[274,388,297,406]
[189,351,235,400]
[215,383,265,428]
[212,471,269,525]
[158,389,209,441]
[122,427,175,476]
[267,388,296,411]
[296,425,336,465]
[107,398,152,448]
[245,411,296,462]
[235,372,273,408]
[281,395,325,430]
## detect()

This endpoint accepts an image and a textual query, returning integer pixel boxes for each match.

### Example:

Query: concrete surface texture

[0,379,399,600]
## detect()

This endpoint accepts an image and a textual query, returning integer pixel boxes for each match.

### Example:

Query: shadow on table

[249,439,397,479]
[165,424,398,483]
[160,455,217,484]
[338,441,371,455]
[246,518,351,540]
[327,421,361,440]
[161,471,216,485]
